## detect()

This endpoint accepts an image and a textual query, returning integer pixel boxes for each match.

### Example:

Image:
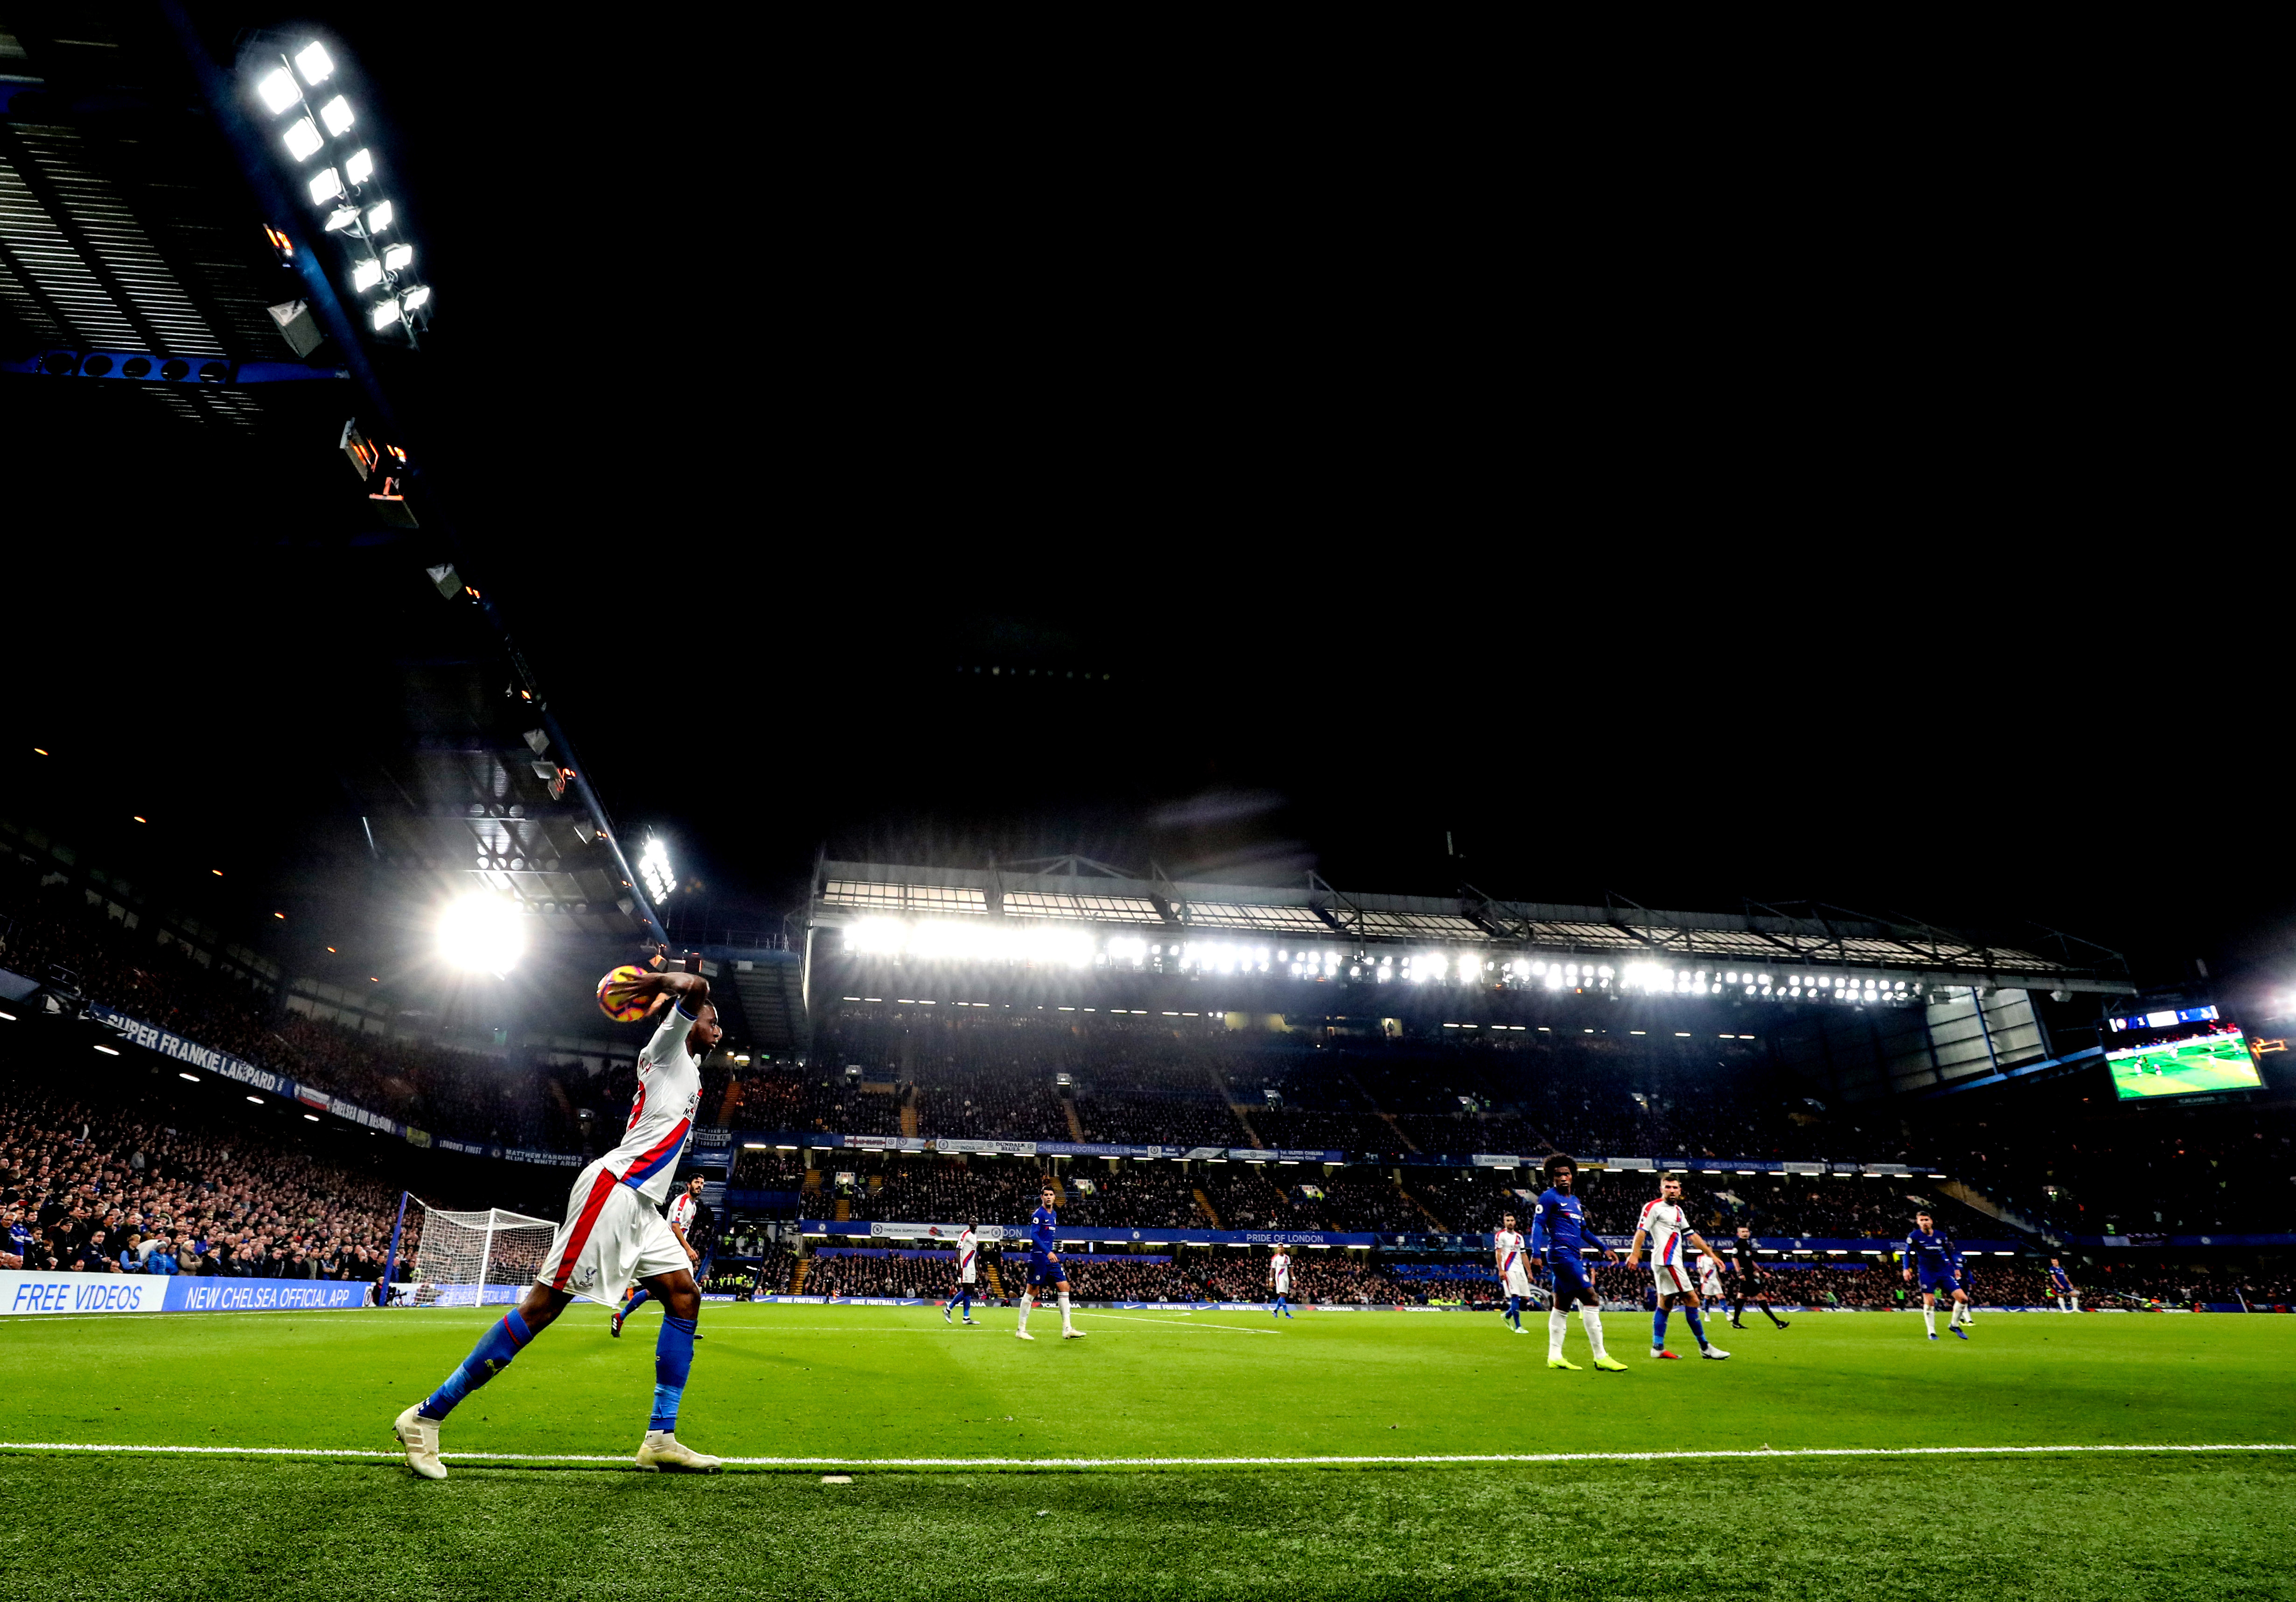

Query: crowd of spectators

[0,1076,415,1284]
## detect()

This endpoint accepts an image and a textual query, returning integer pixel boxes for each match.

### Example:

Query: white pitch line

[0,1441,2286,1469]
[1085,1313,1279,1336]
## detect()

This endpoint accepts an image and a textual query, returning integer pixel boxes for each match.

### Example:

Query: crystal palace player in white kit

[392,967,723,1477]
[939,1221,980,1325]
[1269,1245,1295,1318]
[1494,1212,1535,1334]
[1625,1176,1728,1361]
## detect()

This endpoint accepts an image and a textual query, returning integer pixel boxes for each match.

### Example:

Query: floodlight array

[845,917,1094,968]
[245,39,430,341]
[638,837,676,904]
[835,918,1929,1007]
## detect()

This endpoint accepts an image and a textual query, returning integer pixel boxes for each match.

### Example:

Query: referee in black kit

[1727,1223,1789,1330]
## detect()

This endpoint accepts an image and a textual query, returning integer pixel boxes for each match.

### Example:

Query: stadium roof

[812,858,2135,994]
[1,13,665,953]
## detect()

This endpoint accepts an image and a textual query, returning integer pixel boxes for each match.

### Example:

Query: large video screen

[2106,1028,2265,1100]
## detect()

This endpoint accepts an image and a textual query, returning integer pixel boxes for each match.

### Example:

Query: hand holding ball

[596,965,658,1022]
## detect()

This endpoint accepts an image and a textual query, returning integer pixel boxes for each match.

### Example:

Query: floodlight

[257,68,300,114]
[639,837,675,902]
[309,167,344,203]
[322,205,359,231]
[383,242,413,270]
[295,42,334,84]
[439,893,524,974]
[351,258,383,291]
[319,95,353,135]
[366,200,393,232]
[344,148,374,185]
[283,117,323,161]
[401,285,431,311]
[371,299,401,330]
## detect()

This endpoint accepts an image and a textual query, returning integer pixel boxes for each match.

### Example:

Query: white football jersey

[605,1002,703,1205]
[956,1227,977,1284]
[1271,1251,1291,1292]
[1697,1254,1725,1296]
[1493,1229,1529,1280]
[668,1193,697,1238]
[1639,1198,1689,1266]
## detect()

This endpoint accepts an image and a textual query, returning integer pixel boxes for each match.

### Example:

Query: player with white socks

[1528,1154,1626,1371]
[1016,1182,1082,1341]
[2048,1258,2080,1312]
[1902,1211,1972,1341]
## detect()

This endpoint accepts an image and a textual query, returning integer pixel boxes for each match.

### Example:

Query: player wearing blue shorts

[2048,1258,2080,1313]
[1017,1182,1082,1341]
[1901,1211,1970,1340]
[1528,1154,1626,1372]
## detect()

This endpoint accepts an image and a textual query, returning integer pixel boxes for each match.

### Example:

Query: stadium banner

[2071,1231,2296,1249]
[866,1222,1009,1241]
[1781,1161,1827,1175]
[3,1270,368,1315]
[803,1222,1376,1247]
[818,1246,1170,1264]
[86,1002,600,1167]
[930,1138,1043,1157]
[1471,1154,1528,1168]
[88,1002,298,1100]
[1601,1156,1654,1170]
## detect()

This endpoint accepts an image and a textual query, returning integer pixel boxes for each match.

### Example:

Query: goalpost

[386,1194,559,1308]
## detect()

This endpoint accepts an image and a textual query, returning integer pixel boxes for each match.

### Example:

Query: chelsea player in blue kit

[1528,1155,1627,1371]
[1901,1211,1971,1340]
[1016,1182,1083,1340]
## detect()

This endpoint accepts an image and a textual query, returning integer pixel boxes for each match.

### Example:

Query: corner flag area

[3,1304,2290,1599]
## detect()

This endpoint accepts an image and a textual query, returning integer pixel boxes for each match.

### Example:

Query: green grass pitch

[2108,1035,2265,1098]
[2,1303,2292,1600]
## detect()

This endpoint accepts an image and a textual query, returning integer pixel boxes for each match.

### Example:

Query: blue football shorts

[1028,1258,1068,1288]
[1549,1256,1597,1305]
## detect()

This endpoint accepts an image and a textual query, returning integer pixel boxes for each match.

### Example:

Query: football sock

[1548,1308,1569,1360]
[1507,1295,1521,1329]
[1765,1300,1787,1327]
[1684,1306,1708,1348]
[1922,1306,1937,1336]
[1018,1293,1033,1332]
[955,1289,970,1316]
[1652,1307,1669,1348]
[2070,1294,2080,1312]
[1057,1291,1072,1332]
[420,1308,531,1421]
[650,1313,696,1433]
[621,1286,649,1319]
[1578,1305,1608,1360]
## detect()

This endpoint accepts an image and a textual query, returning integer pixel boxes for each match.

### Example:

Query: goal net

[398,1199,559,1308]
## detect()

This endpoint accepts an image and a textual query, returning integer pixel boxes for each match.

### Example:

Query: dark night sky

[4,9,2282,1005]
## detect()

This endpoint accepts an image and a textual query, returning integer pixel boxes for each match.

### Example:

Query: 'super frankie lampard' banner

[2,1270,370,1315]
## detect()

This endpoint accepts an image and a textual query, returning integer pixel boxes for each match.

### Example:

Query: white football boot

[635,1430,723,1472]
[393,1405,447,1481]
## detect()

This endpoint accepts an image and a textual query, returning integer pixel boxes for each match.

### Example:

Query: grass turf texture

[3,1306,2291,1599]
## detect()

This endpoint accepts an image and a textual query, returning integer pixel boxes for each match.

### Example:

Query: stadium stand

[0,1075,415,1284]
